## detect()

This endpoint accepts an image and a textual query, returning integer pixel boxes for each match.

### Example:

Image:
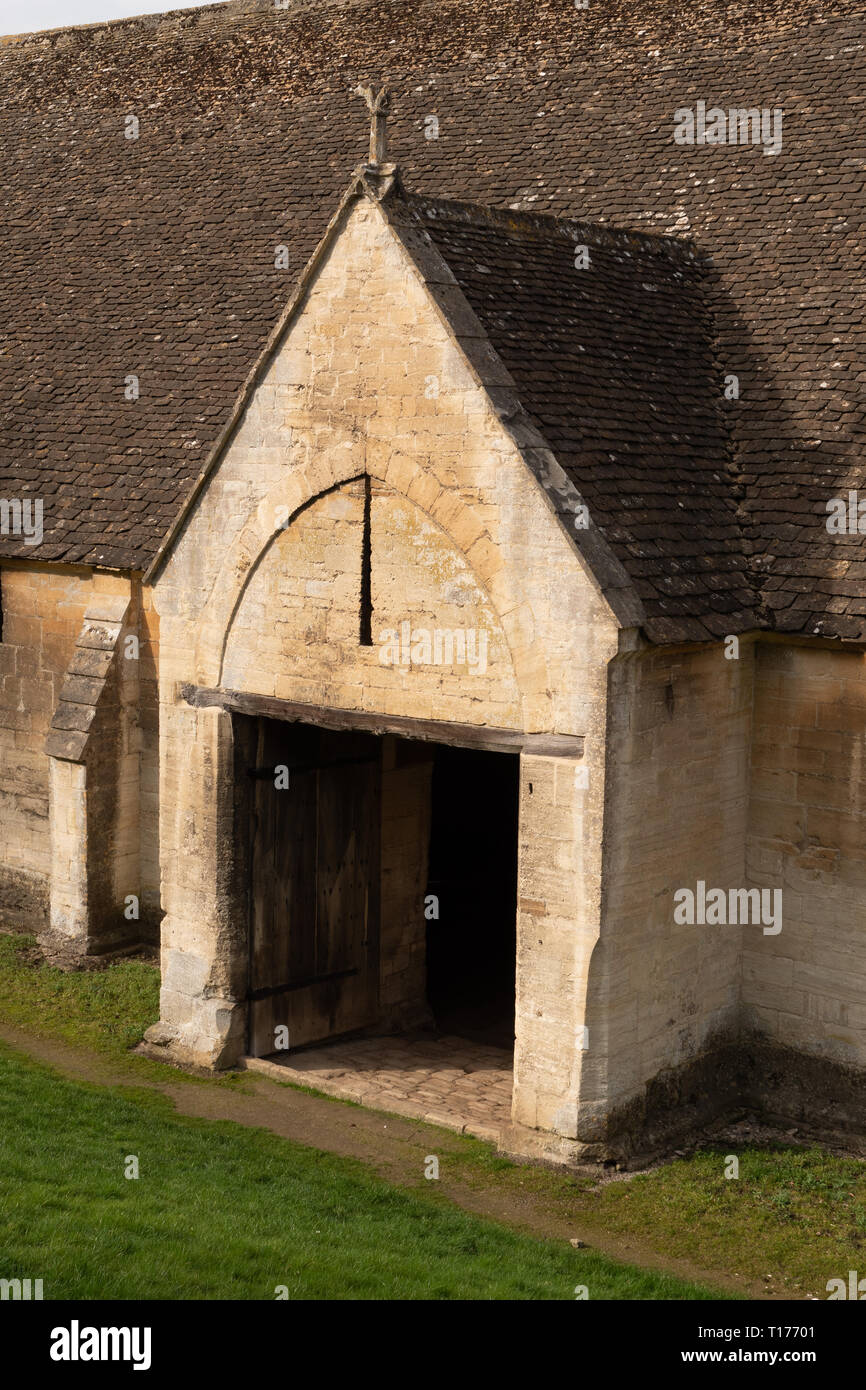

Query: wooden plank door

[248,721,381,1056]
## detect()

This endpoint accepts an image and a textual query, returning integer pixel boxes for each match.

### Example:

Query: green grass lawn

[566,1144,866,1296]
[1,929,863,1298]
[0,1047,720,1300]
[0,932,160,1061]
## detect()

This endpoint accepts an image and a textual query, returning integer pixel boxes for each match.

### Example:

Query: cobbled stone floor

[245,1033,514,1142]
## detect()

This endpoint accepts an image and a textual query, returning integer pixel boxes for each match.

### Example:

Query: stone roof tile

[0,0,863,642]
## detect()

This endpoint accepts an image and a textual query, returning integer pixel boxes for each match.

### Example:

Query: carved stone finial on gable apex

[355,84,391,167]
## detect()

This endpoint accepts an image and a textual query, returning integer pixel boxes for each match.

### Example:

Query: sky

[0,0,215,38]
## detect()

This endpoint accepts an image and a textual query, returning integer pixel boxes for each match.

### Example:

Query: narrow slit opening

[359,472,373,647]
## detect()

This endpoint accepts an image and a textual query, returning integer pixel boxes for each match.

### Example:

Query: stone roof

[0,0,863,643]
[403,194,753,640]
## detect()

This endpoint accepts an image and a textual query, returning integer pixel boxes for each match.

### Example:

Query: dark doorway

[424,745,519,1049]
[239,712,520,1061]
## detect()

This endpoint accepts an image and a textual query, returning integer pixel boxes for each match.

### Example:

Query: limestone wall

[599,641,753,1132]
[139,586,161,939]
[221,477,522,727]
[151,192,621,1118]
[746,641,866,1070]
[0,564,127,928]
[0,563,161,947]
[155,198,617,738]
[599,636,866,1145]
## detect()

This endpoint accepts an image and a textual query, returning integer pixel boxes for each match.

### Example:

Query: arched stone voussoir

[195,454,554,716]
[194,453,362,685]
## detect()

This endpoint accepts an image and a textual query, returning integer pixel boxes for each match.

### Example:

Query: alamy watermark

[0,1277,43,1299]
[379,622,488,675]
[827,1270,866,1299]
[674,101,783,156]
[0,498,42,546]
[50,1322,151,1370]
[826,491,866,534]
[674,880,782,935]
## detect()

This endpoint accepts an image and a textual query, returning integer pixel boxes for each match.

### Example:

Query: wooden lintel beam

[179,684,584,759]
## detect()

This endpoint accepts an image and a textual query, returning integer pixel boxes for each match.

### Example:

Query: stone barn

[1,0,864,1163]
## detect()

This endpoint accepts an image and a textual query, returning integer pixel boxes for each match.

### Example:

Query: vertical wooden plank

[317,762,357,976]
[281,765,317,984]
[249,719,383,1053]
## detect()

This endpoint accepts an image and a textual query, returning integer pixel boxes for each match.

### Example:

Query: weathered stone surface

[57,674,105,707]
[0,0,861,647]
[43,729,89,763]
[150,192,617,1117]
[41,590,151,965]
[1,2,866,1160]
[0,565,136,910]
[48,704,98,734]
[69,648,114,679]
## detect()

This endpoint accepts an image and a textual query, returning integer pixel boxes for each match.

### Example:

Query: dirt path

[0,1020,775,1300]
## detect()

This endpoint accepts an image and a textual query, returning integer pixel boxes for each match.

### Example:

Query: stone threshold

[242,1032,514,1145]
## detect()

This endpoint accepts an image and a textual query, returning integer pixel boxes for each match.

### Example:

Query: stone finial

[355,84,391,167]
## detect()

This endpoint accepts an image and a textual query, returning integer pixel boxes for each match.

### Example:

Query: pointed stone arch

[193,450,552,729]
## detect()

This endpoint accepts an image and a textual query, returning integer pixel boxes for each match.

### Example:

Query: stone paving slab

[244,1033,514,1141]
